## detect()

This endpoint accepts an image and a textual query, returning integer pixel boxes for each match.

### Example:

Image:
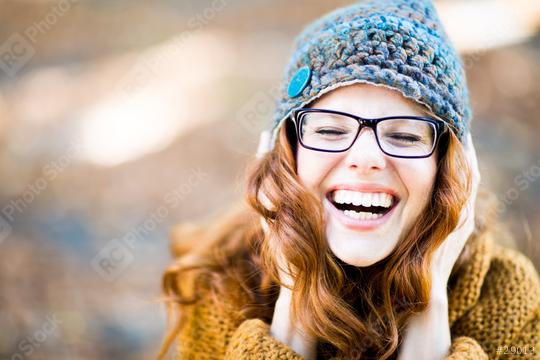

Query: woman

[159,0,540,359]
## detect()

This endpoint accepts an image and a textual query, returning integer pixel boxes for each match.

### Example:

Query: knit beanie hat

[256,0,472,157]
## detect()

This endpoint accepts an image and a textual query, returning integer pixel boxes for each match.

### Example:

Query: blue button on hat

[287,66,312,98]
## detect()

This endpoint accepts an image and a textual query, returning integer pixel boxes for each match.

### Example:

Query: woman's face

[296,83,438,267]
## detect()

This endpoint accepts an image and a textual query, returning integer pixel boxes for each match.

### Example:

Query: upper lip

[325,183,400,200]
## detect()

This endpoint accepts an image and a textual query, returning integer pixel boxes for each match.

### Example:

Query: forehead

[309,83,432,118]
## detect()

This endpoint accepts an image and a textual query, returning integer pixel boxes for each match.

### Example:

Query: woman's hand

[258,194,317,359]
[398,132,481,360]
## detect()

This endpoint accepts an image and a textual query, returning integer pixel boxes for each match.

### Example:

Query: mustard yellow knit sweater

[174,232,540,359]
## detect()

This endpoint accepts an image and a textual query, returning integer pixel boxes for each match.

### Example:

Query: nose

[342,127,387,173]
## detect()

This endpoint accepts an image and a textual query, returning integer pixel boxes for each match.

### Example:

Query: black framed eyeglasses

[290,108,450,159]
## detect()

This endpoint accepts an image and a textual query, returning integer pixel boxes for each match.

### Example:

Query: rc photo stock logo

[91,166,209,283]
[10,314,62,360]
[0,34,35,78]
[237,83,281,139]
[0,0,79,78]
[91,239,135,283]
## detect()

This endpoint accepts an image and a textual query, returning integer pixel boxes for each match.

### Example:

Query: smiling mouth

[326,189,399,221]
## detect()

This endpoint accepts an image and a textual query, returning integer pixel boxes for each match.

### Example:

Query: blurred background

[0,0,539,359]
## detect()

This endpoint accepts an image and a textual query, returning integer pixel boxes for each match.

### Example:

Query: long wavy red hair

[159,117,498,359]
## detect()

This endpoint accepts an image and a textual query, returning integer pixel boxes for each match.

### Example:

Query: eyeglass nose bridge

[351,117,380,139]
[344,117,384,155]
[358,116,378,125]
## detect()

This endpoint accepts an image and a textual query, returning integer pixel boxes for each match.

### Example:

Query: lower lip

[323,195,399,231]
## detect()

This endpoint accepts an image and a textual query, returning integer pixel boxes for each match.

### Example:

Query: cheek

[296,146,337,190]
[399,158,438,207]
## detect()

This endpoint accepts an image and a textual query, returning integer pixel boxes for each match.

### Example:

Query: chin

[326,226,397,267]
[333,251,380,267]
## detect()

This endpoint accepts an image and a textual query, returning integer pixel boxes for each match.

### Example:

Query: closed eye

[316,128,348,136]
[387,133,422,143]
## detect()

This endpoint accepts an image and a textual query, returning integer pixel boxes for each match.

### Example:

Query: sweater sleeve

[444,336,489,360]
[176,276,304,359]
[225,319,304,359]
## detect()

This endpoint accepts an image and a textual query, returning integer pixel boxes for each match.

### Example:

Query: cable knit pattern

[175,232,540,359]
[265,0,471,152]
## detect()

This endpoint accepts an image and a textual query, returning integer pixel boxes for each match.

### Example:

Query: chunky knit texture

[174,231,540,359]
[260,0,472,155]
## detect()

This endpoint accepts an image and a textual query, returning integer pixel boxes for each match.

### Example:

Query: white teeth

[360,193,372,207]
[332,190,394,208]
[372,193,381,207]
[343,210,384,220]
